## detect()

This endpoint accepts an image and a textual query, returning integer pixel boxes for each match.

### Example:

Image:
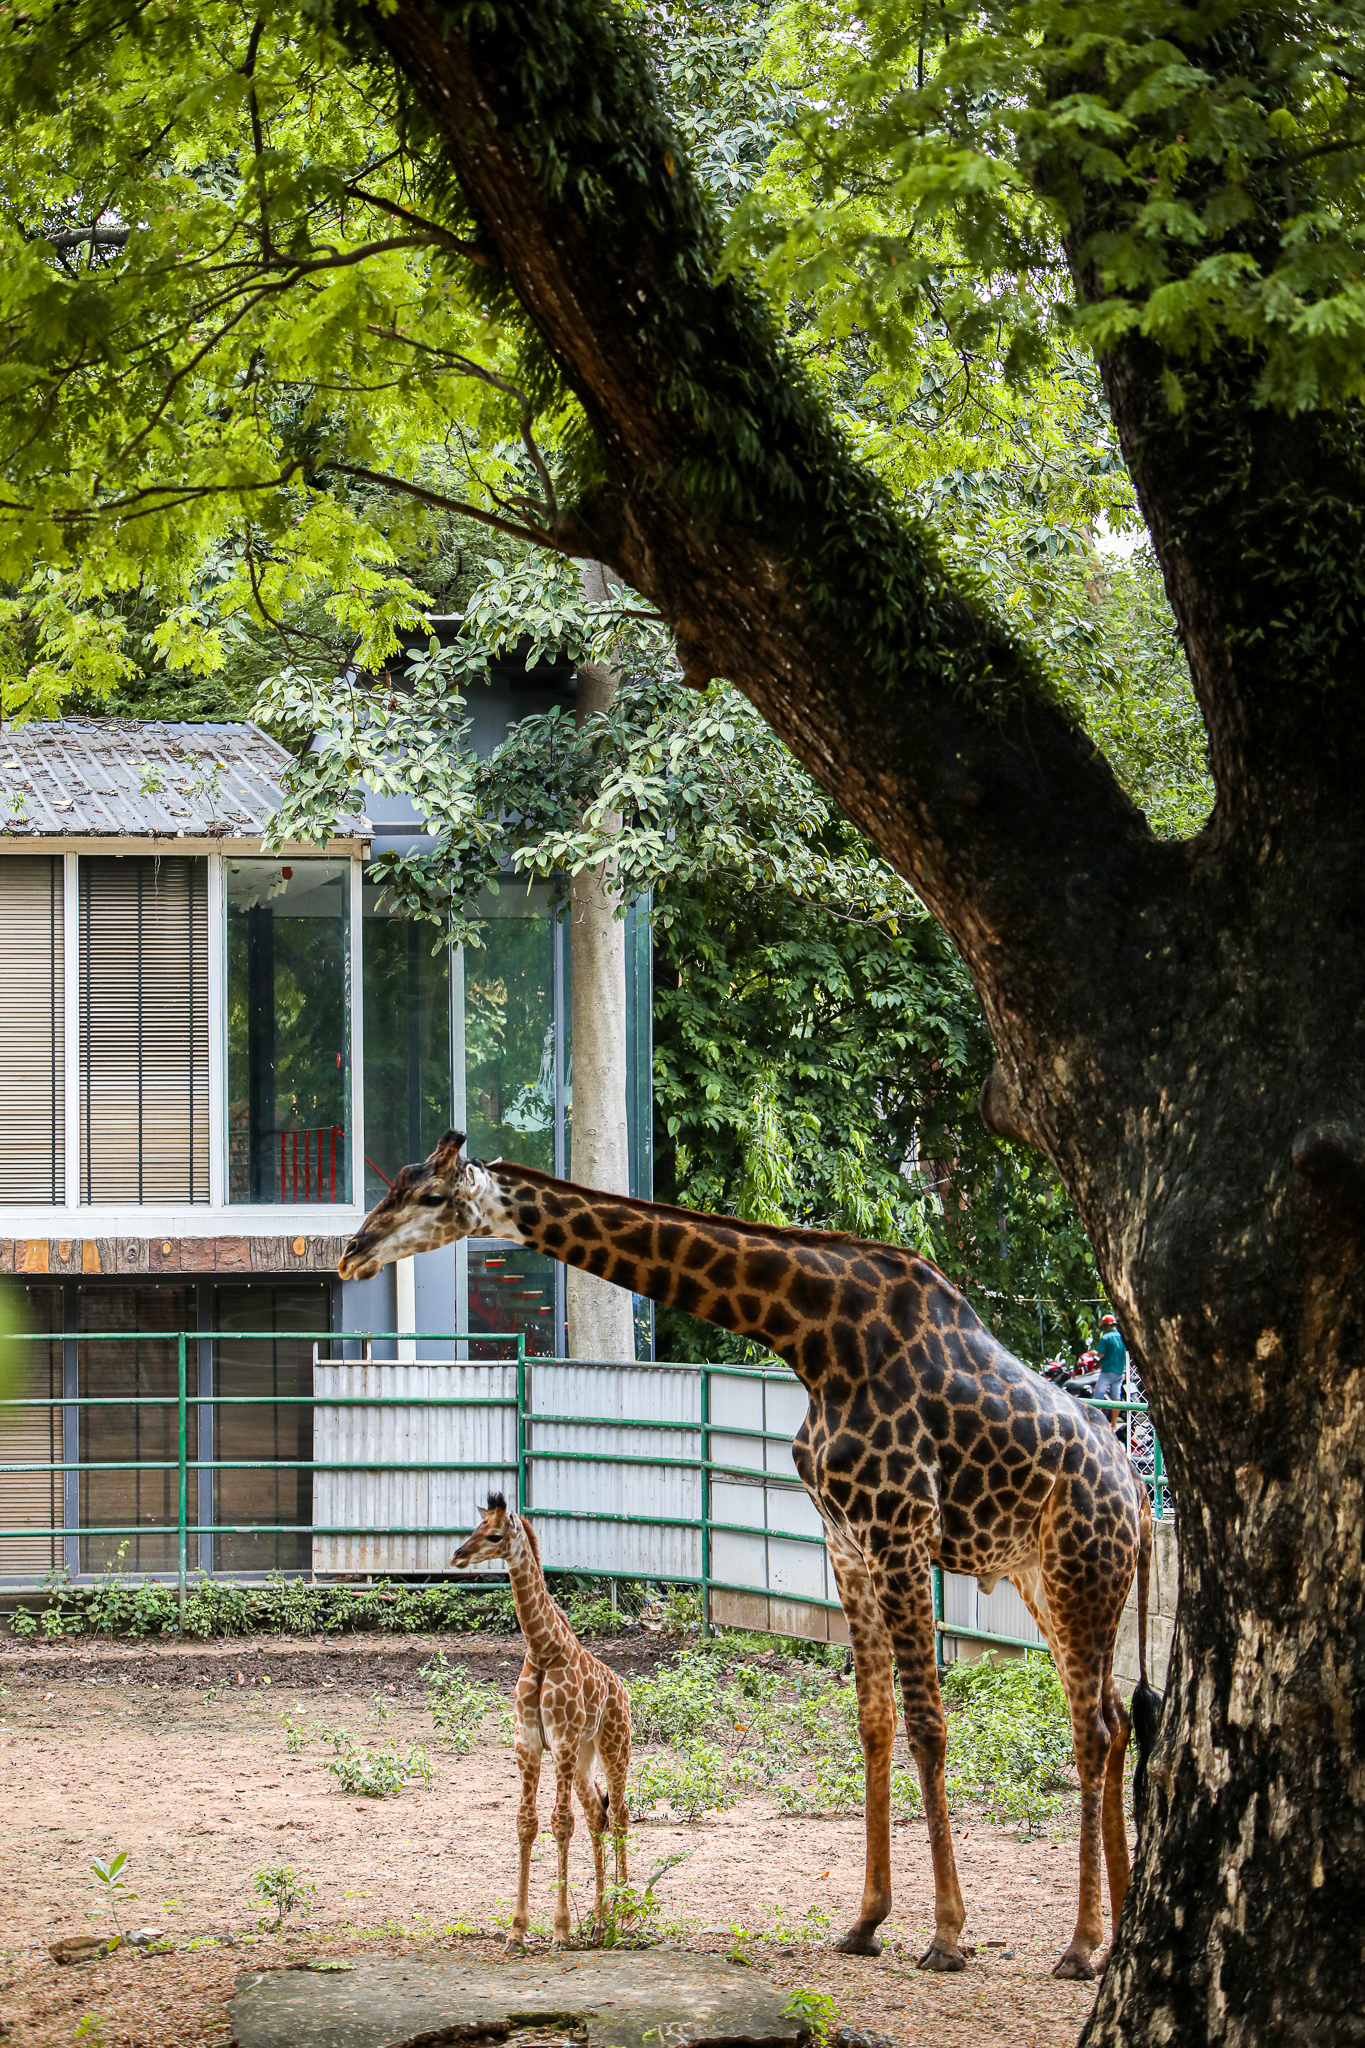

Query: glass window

[361,889,450,1204]
[465,885,558,1175]
[0,1287,61,1580]
[81,856,209,1203]
[78,1285,196,1575]
[226,859,351,1205]
[0,857,65,1204]
[212,1282,324,1573]
[467,1243,559,1358]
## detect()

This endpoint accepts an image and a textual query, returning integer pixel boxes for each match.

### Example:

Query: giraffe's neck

[471,1161,928,1377]
[504,1516,576,1667]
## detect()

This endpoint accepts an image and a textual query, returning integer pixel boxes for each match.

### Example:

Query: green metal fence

[0,1329,1168,1659]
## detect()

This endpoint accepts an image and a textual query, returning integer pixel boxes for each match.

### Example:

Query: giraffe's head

[450,1491,537,1570]
[338,1131,508,1279]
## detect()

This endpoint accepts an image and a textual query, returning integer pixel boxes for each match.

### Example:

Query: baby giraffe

[451,1494,630,1944]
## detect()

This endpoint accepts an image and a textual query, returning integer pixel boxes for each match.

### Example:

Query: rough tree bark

[341,5,1365,2037]
[565,562,635,1361]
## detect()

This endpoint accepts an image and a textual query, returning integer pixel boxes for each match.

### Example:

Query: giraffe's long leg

[574,1736,608,1925]
[1052,1648,1114,1980]
[599,1682,631,1891]
[510,1671,544,1945]
[824,1525,898,1957]
[1037,1489,1136,1980]
[1099,1664,1133,1934]
[876,1550,967,1972]
[547,1729,582,1945]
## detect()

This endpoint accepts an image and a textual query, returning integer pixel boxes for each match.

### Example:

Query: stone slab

[228,1950,806,2048]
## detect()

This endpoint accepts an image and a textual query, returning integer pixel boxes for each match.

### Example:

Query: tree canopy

[5,3,1365,2035]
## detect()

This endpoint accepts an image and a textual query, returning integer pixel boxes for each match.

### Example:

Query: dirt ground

[0,1633,1105,2047]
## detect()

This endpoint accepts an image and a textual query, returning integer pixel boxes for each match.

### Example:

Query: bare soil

[0,1634,1103,2047]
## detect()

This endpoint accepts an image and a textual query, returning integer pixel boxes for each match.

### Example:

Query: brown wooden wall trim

[0,1235,348,1276]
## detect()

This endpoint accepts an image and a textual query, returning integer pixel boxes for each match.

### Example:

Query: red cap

[1101,1314,1117,1328]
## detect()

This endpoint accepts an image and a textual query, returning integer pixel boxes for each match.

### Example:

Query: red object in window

[282,865,293,879]
[277,1126,345,1202]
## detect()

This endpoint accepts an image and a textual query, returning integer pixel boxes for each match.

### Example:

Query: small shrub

[419,1652,500,1753]
[278,1710,309,1754]
[566,1594,618,1638]
[940,1650,1075,1831]
[587,1852,687,1948]
[89,1850,137,1940]
[252,1864,316,1931]
[327,1740,433,1798]
[9,1605,37,1638]
[625,1660,721,1746]
[783,1988,839,2044]
[629,1741,738,1821]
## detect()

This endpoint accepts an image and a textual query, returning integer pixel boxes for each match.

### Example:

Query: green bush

[566,1594,619,1637]
[327,1739,433,1798]
[419,1651,502,1752]
[629,1741,739,1821]
[4,1567,527,1642]
[940,1650,1075,1830]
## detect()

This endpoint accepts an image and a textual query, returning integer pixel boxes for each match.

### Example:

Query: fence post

[176,1331,188,1633]
[516,1337,528,1517]
[700,1365,712,1638]
[1153,1427,1165,1522]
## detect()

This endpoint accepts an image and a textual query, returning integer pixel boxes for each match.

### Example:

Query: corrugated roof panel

[0,719,369,842]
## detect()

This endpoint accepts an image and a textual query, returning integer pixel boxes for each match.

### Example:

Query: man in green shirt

[1093,1314,1126,1432]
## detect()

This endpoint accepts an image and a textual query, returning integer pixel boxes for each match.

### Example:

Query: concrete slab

[227,1949,808,2048]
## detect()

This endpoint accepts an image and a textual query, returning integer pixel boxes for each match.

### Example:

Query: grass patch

[621,1642,1074,1833]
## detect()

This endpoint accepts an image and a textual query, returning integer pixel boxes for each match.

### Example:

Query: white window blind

[81,857,209,1203]
[0,856,65,1203]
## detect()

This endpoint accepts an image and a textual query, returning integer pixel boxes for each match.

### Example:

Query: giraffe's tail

[1130,1482,1163,1822]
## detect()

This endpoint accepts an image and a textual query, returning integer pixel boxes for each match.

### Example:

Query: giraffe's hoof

[1052,1950,1097,1982]
[917,1941,967,1973]
[833,1929,883,1957]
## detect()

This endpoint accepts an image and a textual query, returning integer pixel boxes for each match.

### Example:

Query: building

[0,714,651,1582]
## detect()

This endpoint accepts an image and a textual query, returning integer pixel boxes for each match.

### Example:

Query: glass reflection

[227,860,350,1205]
[361,888,450,1203]
[465,887,558,1174]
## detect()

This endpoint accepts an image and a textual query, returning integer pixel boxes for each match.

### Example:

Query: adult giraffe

[340,1134,1159,1979]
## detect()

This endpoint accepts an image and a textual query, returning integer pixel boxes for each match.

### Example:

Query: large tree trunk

[565,566,635,1360]
[343,6,1365,2033]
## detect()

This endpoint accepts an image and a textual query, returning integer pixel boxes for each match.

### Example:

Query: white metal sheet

[311,1357,516,1574]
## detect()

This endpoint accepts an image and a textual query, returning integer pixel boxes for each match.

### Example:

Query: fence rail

[0,1329,1168,1662]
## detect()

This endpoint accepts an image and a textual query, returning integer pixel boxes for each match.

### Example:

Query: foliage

[326,1737,434,1798]
[418,1651,503,1753]
[939,1650,1077,1832]
[629,1740,741,1822]
[88,1851,136,1941]
[252,1865,316,1932]
[587,1851,688,1949]
[622,1640,1075,1830]
[739,0,1365,415]
[566,1595,621,1639]
[7,1568,523,1642]
[653,879,1102,1364]
[782,1988,840,2046]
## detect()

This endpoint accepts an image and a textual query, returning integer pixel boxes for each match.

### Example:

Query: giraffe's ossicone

[452,1493,631,1944]
[343,1134,1161,1978]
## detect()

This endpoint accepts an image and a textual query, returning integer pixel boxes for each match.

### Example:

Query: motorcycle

[1041,1350,1101,1399]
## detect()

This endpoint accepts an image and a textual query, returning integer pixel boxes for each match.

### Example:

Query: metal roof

[0,720,369,842]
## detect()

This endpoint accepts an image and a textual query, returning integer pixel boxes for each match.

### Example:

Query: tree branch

[318,460,559,549]
[345,0,1163,1052]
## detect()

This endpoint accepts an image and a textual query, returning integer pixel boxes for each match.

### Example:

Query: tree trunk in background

[566,566,635,1361]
